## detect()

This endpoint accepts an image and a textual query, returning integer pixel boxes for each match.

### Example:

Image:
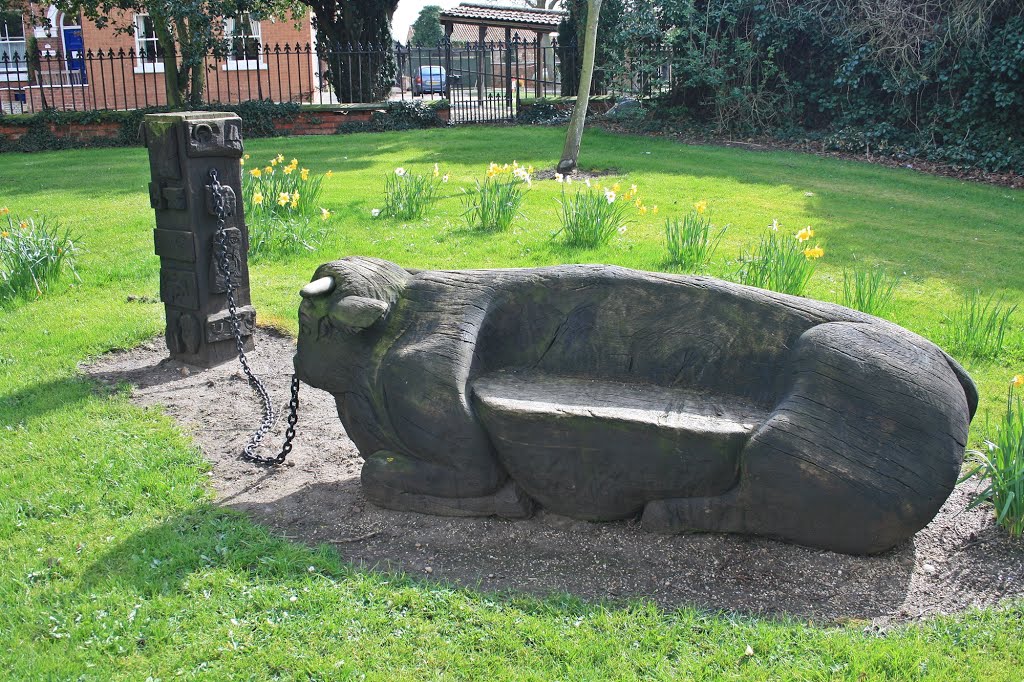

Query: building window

[0,11,27,71]
[134,13,165,72]
[225,14,262,69]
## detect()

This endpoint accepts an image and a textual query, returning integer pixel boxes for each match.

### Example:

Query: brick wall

[76,10,315,112]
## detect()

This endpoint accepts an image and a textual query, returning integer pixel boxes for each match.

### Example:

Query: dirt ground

[84,328,1024,625]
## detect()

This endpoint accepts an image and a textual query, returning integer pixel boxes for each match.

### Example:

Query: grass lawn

[1,126,1023,680]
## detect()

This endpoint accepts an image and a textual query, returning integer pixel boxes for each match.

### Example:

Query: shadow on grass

[74,484,920,624]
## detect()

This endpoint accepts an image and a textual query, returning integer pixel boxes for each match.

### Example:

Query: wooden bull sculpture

[293,257,976,554]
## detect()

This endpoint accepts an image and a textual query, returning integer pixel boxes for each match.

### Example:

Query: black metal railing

[0,39,672,119]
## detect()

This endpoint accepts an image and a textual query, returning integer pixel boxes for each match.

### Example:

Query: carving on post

[294,257,978,555]
[144,112,254,367]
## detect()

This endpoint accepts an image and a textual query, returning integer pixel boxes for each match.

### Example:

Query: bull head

[300,276,390,333]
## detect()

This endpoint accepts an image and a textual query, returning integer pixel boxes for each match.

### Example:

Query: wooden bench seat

[471,369,770,520]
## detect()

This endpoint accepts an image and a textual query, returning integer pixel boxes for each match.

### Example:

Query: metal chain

[210,168,299,465]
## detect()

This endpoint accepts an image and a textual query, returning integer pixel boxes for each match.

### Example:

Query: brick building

[1,3,315,113]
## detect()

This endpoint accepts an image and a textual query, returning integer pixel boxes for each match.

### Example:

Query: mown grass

[2,127,1023,679]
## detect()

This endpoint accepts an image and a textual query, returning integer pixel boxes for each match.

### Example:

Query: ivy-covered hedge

[584,0,1024,173]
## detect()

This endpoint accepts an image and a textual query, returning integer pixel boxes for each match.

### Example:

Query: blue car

[413,66,446,95]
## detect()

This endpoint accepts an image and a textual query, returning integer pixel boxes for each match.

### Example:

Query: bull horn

[300,276,335,298]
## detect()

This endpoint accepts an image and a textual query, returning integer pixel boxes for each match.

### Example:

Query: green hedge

[643,0,1024,173]
[0,100,448,153]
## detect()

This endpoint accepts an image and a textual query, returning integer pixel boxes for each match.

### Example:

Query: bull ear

[329,296,390,330]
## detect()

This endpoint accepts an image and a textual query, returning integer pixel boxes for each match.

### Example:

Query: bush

[962,376,1024,537]
[664,203,726,272]
[735,223,823,296]
[242,153,334,260]
[0,209,79,304]
[461,162,532,232]
[555,177,645,249]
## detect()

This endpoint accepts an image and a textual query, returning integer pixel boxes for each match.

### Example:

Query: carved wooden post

[143,112,255,367]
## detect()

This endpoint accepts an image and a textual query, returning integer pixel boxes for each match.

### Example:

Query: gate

[397,38,564,124]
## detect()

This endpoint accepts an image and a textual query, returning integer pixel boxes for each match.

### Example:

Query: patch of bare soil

[84,329,1024,624]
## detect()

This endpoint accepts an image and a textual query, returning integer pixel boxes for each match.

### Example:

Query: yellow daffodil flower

[320,207,332,221]
[639,206,649,215]
[612,183,621,192]
[795,226,815,242]
[239,158,245,166]
[271,159,279,167]
[803,245,825,259]
[19,221,27,230]
[283,166,294,175]
[252,192,264,205]
[290,158,298,166]
[264,166,273,174]
[250,168,262,178]
[244,154,250,160]
[694,200,708,215]
[1012,374,1024,388]
[527,165,534,174]
[325,170,334,178]
[300,168,310,181]
[0,206,8,215]
[433,163,440,177]
[276,154,284,163]
[630,184,638,193]
[635,198,643,208]
[277,192,290,206]
[1,231,9,238]
[652,206,659,215]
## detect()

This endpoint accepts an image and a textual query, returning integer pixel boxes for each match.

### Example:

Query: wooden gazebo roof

[439,3,567,35]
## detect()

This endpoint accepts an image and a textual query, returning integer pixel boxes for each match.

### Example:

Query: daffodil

[371,208,381,217]
[278,192,290,206]
[1,230,9,238]
[630,184,638,193]
[320,207,332,221]
[250,168,262,178]
[604,189,616,204]
[639,206,648,215]
[264,166,273,174]
[290,192,300,208]
[433,163,440,177]
[276,154,284,163]
[239,158,245,166]
[325,170,334,178]
[652,206,659,215]
[442,174,449,183]
[612,183,621,192]
[283,166,294,175]
[769,218,780,232]
[0,206,8,215]
[527,165,534,174]
[244,154,250,160]
[694,200,708,215]
[301,168,310,181]
[795,226,814,242]
[395,167,407,177]
[19,221,27,230]
[1012,374,1024,388]
[585,178,592,188]
[555,173,564,183]
[803,245,825,259]
[618,226,627,234]
[252,192,264,205]
[290,158,298,165]
[635,198,643,208]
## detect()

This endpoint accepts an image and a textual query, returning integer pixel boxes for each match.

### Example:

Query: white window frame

[223,14,264,71]
[0,11,27,82]
[133,13,165,74]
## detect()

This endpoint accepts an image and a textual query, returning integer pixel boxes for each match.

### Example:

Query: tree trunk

[309,0,398,103]
[154,29,184,109]
[558,0,602,174]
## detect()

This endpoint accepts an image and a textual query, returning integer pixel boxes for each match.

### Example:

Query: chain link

[210,168,299,465]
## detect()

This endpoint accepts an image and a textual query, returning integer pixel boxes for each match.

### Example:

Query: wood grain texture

[294,257,976,554]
